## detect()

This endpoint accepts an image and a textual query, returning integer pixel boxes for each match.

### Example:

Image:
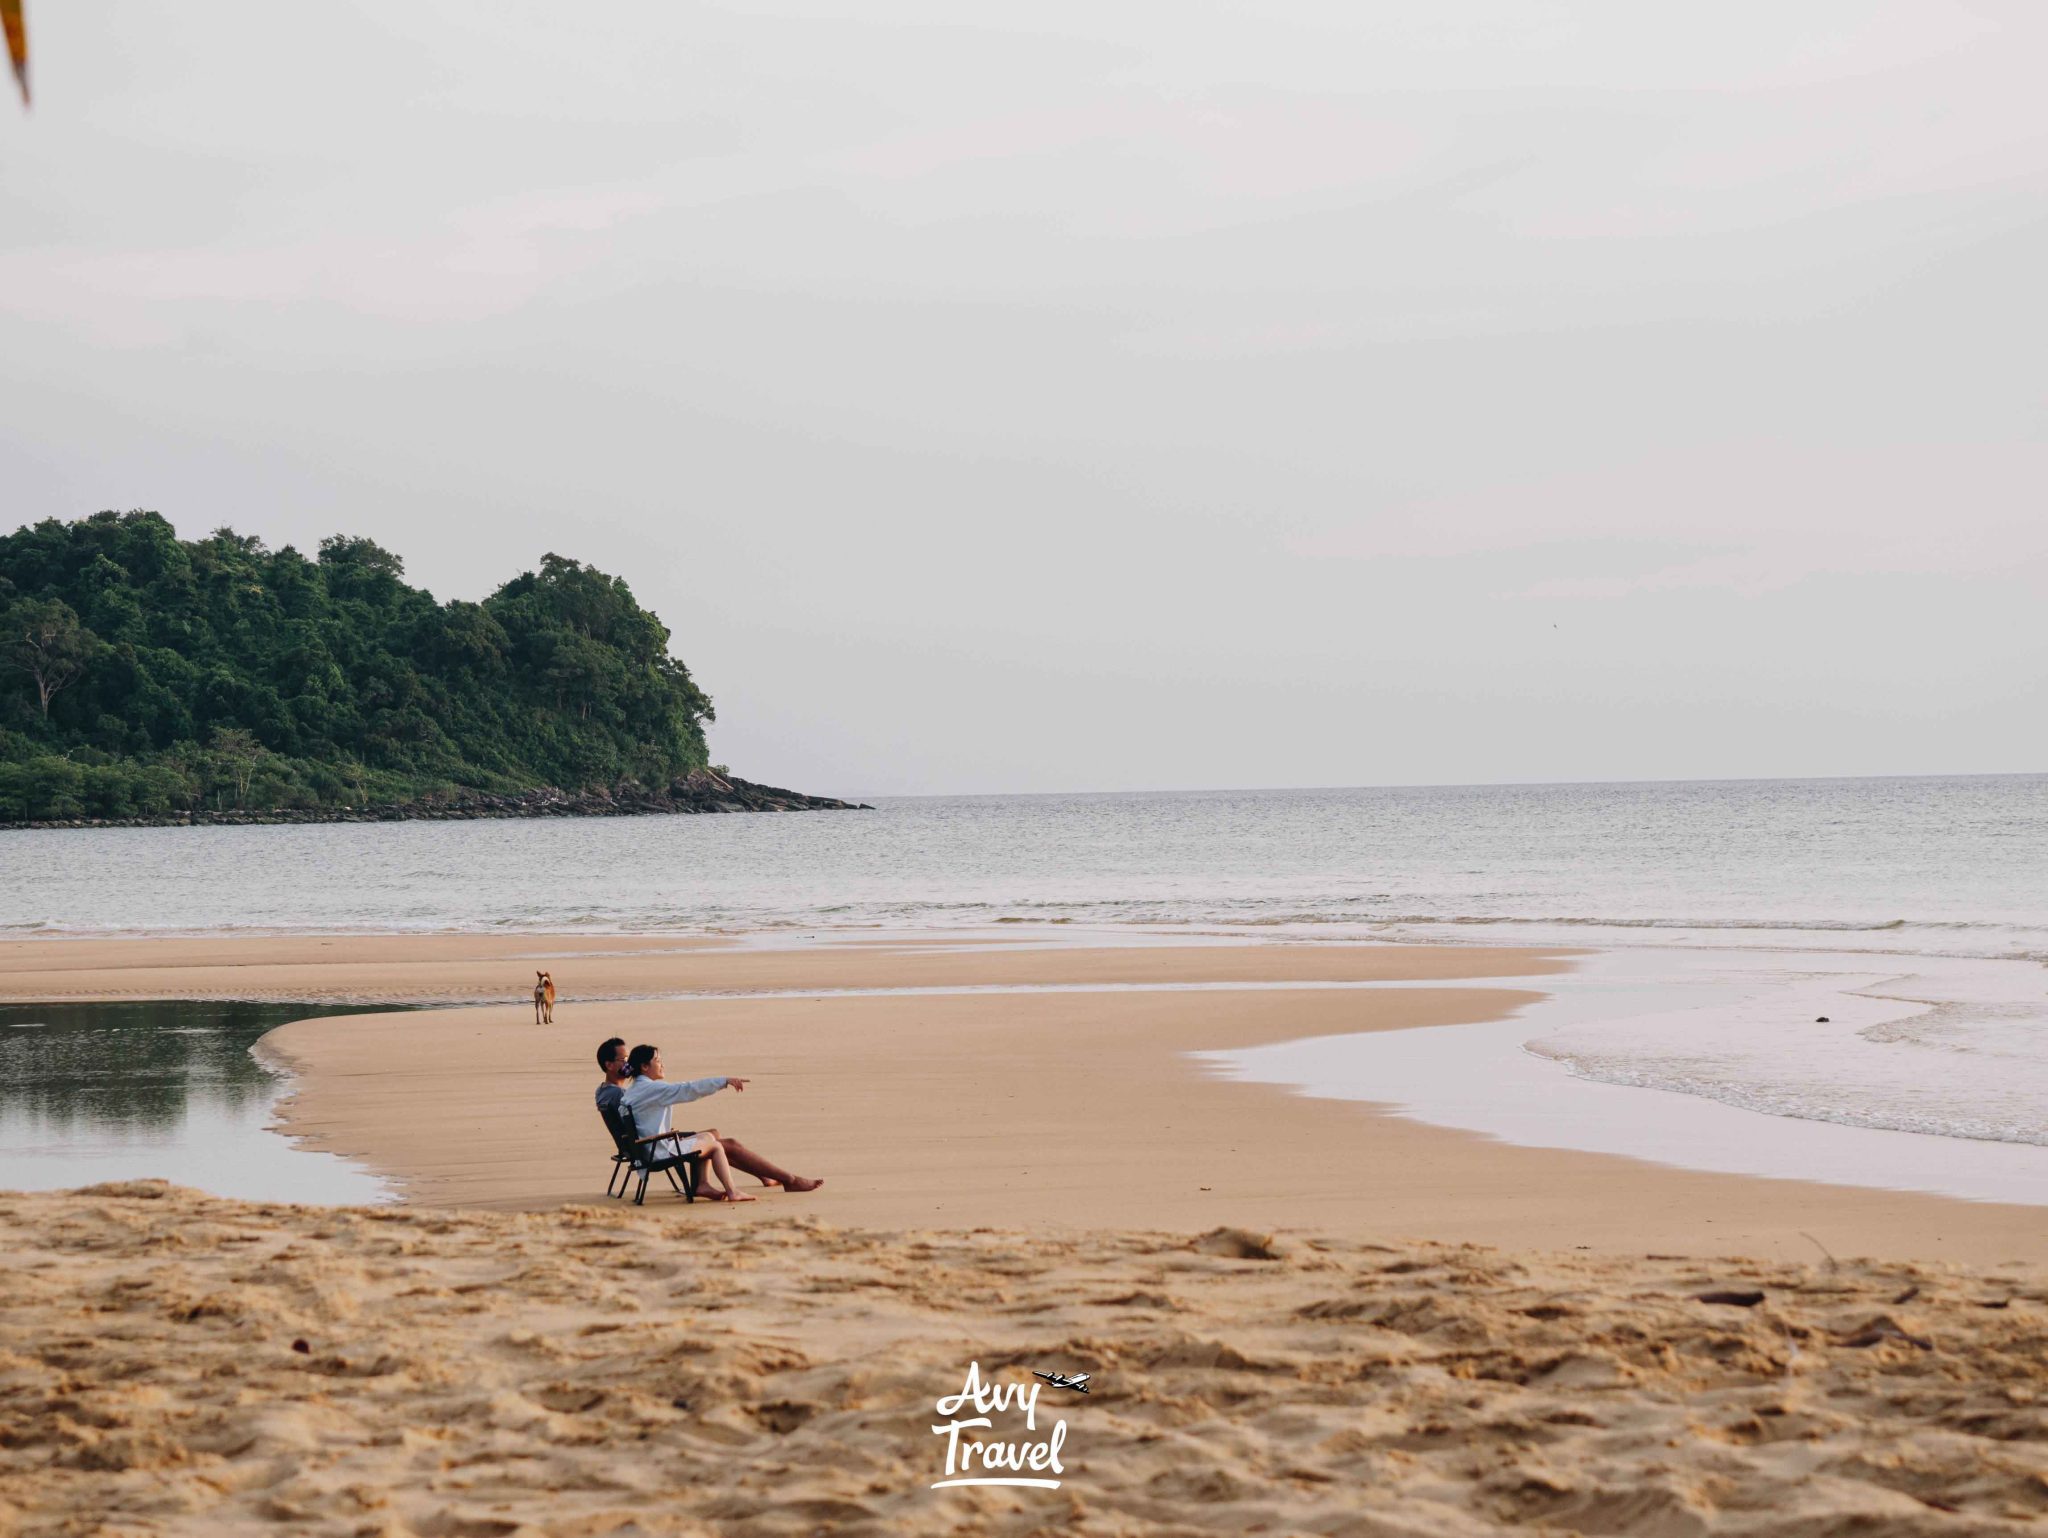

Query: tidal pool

[0,999,401,1202]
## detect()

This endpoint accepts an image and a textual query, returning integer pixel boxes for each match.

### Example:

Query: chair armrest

[635,1131,701,1148]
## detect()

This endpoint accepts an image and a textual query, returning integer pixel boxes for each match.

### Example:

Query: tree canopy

[0,512,714,821]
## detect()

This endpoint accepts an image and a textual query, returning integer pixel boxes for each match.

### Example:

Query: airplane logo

[1033,1370,1091,1393]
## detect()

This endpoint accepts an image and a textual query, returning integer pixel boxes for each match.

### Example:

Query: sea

[3,773,2045,1202]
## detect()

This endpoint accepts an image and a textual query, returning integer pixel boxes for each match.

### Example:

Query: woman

[615,1044,757,1203]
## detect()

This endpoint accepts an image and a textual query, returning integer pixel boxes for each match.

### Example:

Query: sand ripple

[4,1184,2047,1535]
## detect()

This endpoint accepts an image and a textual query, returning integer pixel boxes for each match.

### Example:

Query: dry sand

[5,1181,2047,1537]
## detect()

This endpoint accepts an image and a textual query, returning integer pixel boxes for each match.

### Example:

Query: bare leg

[696,1136,755,1202]
[721,1136,823,1194]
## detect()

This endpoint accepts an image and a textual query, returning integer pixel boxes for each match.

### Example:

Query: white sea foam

[1526,955,2048,1149]
[1203,948,2048,1207]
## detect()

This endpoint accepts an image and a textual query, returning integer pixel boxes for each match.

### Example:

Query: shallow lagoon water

[0,1000,398,1202]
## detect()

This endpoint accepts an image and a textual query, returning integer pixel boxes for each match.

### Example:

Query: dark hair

[596,1036,626,1071]
[625,1044,658,1078]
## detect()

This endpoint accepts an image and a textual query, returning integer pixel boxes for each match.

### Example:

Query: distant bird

[1034,1370,1090,1394]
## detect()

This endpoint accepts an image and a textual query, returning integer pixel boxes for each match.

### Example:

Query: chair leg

[684,1155,700,1203]
[607,1161,626,1199]
[664,1166,683,1194]
[634,1167,650,1205]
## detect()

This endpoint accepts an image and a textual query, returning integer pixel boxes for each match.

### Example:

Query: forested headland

[0,511,860,826]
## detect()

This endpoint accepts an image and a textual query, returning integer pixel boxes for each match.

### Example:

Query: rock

[3,772,873,832]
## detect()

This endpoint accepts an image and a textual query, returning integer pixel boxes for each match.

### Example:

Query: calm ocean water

[2,773,2045,1185]
[3,774,2044,954]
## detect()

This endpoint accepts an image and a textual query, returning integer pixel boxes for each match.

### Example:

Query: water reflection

[0,1000,403,1202]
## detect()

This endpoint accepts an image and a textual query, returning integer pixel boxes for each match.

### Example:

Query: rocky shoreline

[2,768,872,831]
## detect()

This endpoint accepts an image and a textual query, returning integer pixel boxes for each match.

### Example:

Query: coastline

[6,932,2045,1264]
[0,771,872,832]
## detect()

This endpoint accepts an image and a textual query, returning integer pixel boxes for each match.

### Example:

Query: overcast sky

[3,2,2044,796]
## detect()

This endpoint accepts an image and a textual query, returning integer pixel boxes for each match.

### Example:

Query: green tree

[0,513,717,820]
[208,725,263,807]
[2,598,96,716]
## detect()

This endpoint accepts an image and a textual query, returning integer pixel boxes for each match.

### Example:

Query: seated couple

[595,1036,822,1202]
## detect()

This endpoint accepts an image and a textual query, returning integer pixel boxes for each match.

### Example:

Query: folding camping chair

[600,1102,704,1204]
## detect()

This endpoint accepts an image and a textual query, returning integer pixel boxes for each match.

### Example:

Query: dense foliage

[0,511,714,821]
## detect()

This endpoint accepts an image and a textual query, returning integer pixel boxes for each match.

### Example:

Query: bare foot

[705,1189,757,1203]
[784,1176,824,1194]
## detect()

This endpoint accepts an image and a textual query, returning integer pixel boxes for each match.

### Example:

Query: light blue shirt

[618,1074,729,1144]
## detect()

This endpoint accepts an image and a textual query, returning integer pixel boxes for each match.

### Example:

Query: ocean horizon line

[845,767,2046,802]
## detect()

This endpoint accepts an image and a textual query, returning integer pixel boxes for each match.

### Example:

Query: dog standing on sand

[533,970,557,1024]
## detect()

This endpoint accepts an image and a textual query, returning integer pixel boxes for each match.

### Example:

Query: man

[595,1036,630,1114]
[596,1038,822,1197]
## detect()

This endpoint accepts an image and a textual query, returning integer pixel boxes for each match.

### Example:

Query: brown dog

[533,970,556,1023]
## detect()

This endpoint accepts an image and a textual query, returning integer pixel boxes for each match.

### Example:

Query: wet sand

[6,932,2043,1264]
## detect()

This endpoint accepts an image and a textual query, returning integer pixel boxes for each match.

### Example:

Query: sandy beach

[7,931,2048,1535]
[3,932,2043,1264]
[6,1180,2047,1536]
